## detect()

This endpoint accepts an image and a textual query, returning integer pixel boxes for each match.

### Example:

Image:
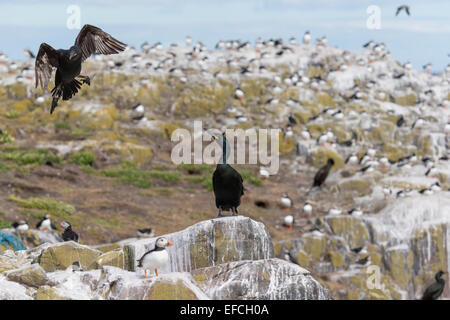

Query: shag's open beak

[167,240,174,246]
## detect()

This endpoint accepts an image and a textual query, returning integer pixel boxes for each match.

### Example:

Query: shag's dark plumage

[313,158,335,188]
[61,221,79,242]
[35,24,126,114]
[421,271,446,300]
[212,133,244,217]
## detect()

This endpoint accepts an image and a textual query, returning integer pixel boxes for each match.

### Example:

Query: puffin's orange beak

[167,240,174,246]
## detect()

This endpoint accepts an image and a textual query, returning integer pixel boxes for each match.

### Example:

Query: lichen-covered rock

[191,258,330,300]
[124,216,274,272]
[90,248,128,270]
[5,264,49,288]
[38,241,102,272]
[96,266,208,300]
[35,286,71,300]
[325,215,370,249]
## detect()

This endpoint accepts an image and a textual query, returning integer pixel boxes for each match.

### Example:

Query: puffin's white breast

[141,250,169,269]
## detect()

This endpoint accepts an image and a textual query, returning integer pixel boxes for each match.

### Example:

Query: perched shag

[137,237,173,279]
[396,5,410,16]
[36,213,57,231]
[212,133,244,217]
[421,271,446,300]
[313,158,334,188]
[60,221,79,242]
[35,24,126,114]
[396,115,405,127]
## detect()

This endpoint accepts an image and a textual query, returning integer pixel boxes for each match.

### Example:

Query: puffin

[421,271,446,300]
[60,221,79,242]
[280,193,293,210]
[35,214,56,232]
[12,220,29,232]
[211,132,244,217]
[137,228,154,238]
[303,202,313,215]
[137,237,174,279]
[282,215,295,230]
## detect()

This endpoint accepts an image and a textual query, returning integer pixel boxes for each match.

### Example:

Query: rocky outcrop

[5,264,49,288]
[124,216,274,272]
[37,241,102,272]
[96,266,208,300]
[0,217,331,300]
[192,258,330,300]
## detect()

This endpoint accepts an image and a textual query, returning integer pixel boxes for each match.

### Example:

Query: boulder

[38,241,102,272]
[5,264,49,288]
[89,248,129,270]
[191,258,331,300]
[124,216,274,273]
[96,266,209,300]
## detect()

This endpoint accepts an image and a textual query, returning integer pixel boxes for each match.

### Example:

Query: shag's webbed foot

[79,75,90,86]
[217,209,224,218]
[231,208,238,216]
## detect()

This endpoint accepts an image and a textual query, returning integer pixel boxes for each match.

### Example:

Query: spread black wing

[35,43,59,90]
[75,24,126,62]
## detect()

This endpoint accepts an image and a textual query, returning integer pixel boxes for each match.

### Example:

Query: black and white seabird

[36,213,57,231]
[60,221,79,242]
[282,215,295,230]
[421,271,446,300]
[137,228,155,238]
[137,237,173,279]
[280,193,293,210]
[211,132,244,217]
[12,220,29,231]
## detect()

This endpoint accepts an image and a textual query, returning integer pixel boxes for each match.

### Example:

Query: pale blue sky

[1,1,449,71]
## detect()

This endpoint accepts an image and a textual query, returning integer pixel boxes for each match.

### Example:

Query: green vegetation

[0,218,11,229]
[69,151,96,166]
[149,171,180,182]
[240,170,263,187]
[0,147,61,165]
[0,130,14,144]
[54,121,71,130]
[8,195,75,219]
[0,161,12,172]
[101,161,152,188]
